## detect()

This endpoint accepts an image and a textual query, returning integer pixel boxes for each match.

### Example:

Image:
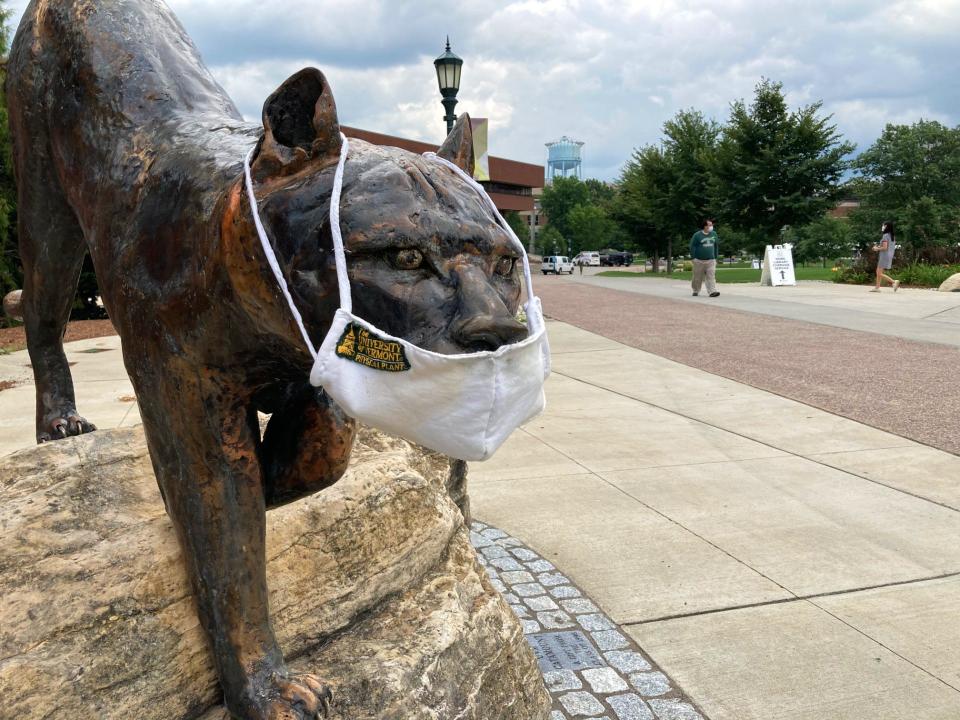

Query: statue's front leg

[134,365,333,719]
[259,384,357,508]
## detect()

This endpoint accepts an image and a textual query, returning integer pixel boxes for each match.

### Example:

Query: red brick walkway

[537,282,960,456]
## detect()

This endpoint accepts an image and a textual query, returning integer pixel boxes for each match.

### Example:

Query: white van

[542,255,574,274]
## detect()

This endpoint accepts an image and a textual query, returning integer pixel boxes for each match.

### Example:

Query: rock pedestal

[0,427,550,720]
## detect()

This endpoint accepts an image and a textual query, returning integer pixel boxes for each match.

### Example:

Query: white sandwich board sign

[761,244,796,286]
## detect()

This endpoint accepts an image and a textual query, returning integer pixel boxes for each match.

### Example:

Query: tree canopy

[849,120,960,249]
[540,176,624,255]
[711,79,854,252]
[618,110,719,266]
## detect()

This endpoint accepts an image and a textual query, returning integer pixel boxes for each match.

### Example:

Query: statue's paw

[38,413,97,443]
[255,672,333,719]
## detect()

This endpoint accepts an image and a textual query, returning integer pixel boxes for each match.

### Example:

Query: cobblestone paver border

[470,520,707,720]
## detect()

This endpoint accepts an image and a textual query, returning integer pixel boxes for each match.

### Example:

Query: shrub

[835,261,960,287]
[895,263,960,287]
[834,267,871,285]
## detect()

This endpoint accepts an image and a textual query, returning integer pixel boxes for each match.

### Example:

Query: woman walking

[871,221,900,292]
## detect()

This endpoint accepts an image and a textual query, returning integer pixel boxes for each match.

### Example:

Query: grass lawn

[598,266,837,283]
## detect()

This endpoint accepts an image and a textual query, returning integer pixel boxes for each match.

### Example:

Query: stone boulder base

[0,427,549,720]
[938,273,960,292]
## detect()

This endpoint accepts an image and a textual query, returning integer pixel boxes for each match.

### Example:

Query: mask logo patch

[336,324,411,372]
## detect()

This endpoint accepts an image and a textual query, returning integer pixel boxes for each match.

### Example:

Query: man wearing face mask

[690,219,720,297]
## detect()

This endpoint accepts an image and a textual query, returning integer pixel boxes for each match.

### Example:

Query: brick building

[342,126,544,248]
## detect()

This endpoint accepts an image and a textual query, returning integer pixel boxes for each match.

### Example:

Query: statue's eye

[392,249,424,270]
[495,256,516,277]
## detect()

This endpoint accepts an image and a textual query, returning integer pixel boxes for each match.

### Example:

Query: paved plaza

[571,266,960,348]
[3,278,960,718]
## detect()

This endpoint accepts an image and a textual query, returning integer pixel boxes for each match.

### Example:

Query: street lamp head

[434,37,463,135]
[434,36,463,97]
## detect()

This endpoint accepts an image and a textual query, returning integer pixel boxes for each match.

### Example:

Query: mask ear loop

[328,133,352,314]
[423,152,537,309]
[243,147,319,360]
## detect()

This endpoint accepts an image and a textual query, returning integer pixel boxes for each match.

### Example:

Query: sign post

[760,244,797,286]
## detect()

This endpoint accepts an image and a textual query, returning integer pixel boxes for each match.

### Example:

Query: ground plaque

[527,631,605,673]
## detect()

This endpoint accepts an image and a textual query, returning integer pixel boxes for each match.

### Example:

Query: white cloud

[5,0,960,179]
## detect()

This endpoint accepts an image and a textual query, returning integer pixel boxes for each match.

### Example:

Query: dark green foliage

[836,262,960,288]
[539,176,589,240]
[536,225,567,256]
[618,110,719,267]
[540,176,625,255]
[565,203,620,255]
[849,121,960,249]
[503,211,529,246]
[784,216,855,265]
[0,2,21,312]
[711,79,854,252]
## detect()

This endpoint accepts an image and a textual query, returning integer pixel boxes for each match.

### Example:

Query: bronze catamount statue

[7,1,527,717]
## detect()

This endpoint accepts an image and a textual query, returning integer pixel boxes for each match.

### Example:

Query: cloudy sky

[5,0,959,180]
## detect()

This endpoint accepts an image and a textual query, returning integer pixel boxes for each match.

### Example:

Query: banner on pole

[471,117,490,182]
[761,244,796,286]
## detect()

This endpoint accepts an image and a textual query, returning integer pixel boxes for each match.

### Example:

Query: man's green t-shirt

[690,230,719,261]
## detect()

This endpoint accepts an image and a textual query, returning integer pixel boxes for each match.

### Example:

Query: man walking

[690,219,720,297]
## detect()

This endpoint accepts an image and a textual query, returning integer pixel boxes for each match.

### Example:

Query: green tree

[850,120,960,249]
[536,225,567,256]
[619,145,673,269]
[539,176,589,239]
[787,216,854,266]
[619,109,719,270]
[503,210,530,246]
[712,79,853,252]
[566,203,618,255]
[0,0,20,307]
[583,178,616,207]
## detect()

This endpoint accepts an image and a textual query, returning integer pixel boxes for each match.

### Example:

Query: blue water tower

[545,136,584,183]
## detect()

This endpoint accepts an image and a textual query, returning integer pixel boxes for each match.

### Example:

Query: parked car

[542,255,575,274]
[599,251,634,267]
[572,251,601,266]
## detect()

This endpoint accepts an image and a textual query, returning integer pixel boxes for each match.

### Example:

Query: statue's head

[247,68,527,355]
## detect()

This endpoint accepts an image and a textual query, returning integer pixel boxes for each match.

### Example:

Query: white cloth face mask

[243,135,550,461]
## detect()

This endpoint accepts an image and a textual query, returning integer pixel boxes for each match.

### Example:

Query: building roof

[342,125,543,212]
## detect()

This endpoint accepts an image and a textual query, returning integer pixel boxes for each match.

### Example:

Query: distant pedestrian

[870,221,900,293]
[690,219,720,297]
[578,258,584,275]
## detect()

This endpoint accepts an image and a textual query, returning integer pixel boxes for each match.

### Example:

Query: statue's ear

[251,68,341,180]
[437,113,475,177]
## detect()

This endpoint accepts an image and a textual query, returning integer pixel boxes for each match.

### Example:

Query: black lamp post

[434,37,463,135]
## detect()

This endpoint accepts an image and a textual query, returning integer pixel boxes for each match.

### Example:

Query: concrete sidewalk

[0,334,137,454]
[570,270,960,348]
[470,321,960,720]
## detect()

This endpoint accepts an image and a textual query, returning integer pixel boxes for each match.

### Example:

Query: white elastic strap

[423,152,537,307]
[243,147,318,359]
[329,133,352,312]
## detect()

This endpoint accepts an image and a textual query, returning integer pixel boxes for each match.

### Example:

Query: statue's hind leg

[16,149,97,443]
[259,384,356,508]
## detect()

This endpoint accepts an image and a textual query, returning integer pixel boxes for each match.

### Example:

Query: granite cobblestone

[525,595,560,612]
[471,521,705,720]
[561,598,599,615]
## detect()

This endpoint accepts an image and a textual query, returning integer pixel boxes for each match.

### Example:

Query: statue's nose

[453,314,528,351]
[451,266,527,351]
